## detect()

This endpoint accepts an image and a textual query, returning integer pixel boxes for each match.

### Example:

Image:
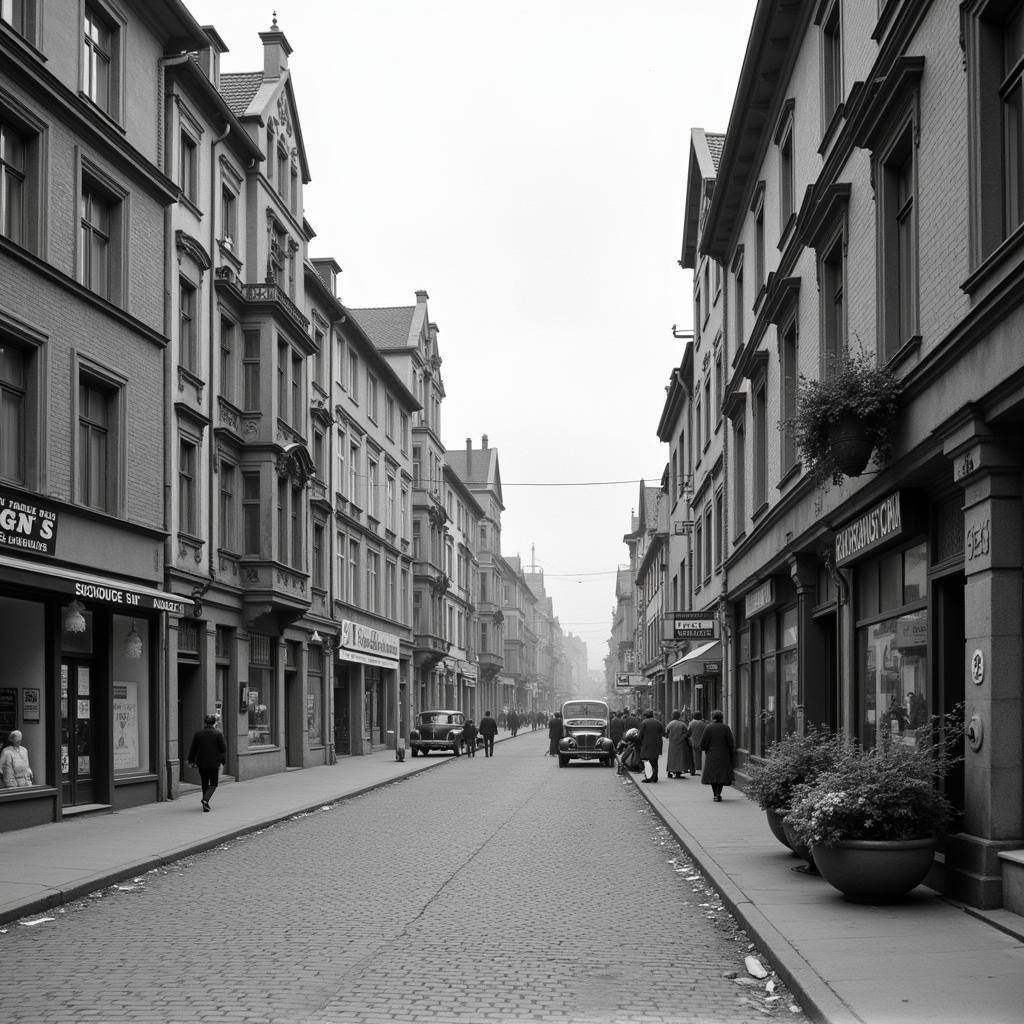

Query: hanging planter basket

[827,415,875,477]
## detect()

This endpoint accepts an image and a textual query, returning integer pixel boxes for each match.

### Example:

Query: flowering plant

[789,346,901,484]
[743,727,841,814]
[784,708,963,848]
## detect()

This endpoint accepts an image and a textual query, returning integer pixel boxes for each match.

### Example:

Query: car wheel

[421,749,429,757]
[558,755,570,768]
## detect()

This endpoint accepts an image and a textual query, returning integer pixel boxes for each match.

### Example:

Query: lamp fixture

[63,600,87,634]
[311,629,323,644]
[123,618,143,660]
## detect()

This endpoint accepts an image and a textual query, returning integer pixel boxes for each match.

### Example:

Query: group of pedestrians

[616,707,735,799]
[459,711,499,757]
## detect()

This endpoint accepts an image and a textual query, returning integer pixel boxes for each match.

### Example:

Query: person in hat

[187,714,226,811]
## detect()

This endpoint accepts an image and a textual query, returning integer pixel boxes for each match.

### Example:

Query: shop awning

[0,554,187,614]
[670,639,722,674]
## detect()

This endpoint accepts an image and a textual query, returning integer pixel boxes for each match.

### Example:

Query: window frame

[82,2,123,122]
[76,360,125,515]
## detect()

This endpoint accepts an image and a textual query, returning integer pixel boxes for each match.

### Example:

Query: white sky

[187,1,759,670]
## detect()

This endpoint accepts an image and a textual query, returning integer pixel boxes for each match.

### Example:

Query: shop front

[337,620,400,754]
[0,553,184,832]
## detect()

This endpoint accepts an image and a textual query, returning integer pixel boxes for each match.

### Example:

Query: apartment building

[501,556,539,713]
[0,1,206,829]
[684,0,1024,911]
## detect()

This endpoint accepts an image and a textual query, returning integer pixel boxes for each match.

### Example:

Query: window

[243,330,260,410]
[312,522,325,589]
[366,549,379,613]
[703,376,711,446]
[386,560,397,619]
[219,462,236,551]
[694,516,703,585]
[753,187,766,295]
[0,121,26,246]
[307,644,322,746]
[412,446,421,488]
[83,5,117,117]
[179,131,197,204]
[290,166,299,216]
[704,506,713,581]
[348,539,360,603]
[348,442,359,506]
[714,349,723,427]
[880,128,917,360]
[291,351,302,426]
[780,318,798,472]
[246,632,275,746]
[335,530,346,600]
[733,252,745,347]
[775,104,796,233]
[312,327,324,390]
[276,145,288,202]
[276,341,287,418]
[694,392,702,454]
[242,471,261,555]
[178,438,198,535]
[79,184,111,298]
[733,415,746,538]
[221,184,237,247]
[312,428,324,479]
[219,318,236,404]
[821,235,845,370]
[78,374,119,513]
[0,342,26,484]
[367,457,378,519]
[1,0,26,35]
[821,0,843,126]
[400,411,409,452]
[753,380,767,509]
[386,474,396,532]
[270,223,286,289]
[179,278,198,373]
[385,395,395,439]
[336,426,346,497]
[714,489,724,568]
[367,372,379,421]
[276,476,287,561]
[347,351,358,399]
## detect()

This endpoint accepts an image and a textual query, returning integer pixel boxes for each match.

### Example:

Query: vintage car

[557,698,615,767]
[409,710,466,757]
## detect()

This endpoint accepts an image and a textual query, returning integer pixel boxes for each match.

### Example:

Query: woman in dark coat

[699,709,734,801]
[687,711,707,774]
[547,712,564,756]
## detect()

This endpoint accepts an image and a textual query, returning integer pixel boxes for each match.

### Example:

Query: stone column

[945,420,1023,907]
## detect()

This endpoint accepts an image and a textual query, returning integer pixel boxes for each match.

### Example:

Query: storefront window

[781,607,799,736]
[857,541,928,749]
[0,596,46,789]
[247,632,275,746]
[737,629,750,750]
[112,614,150,775]
[307,645,323,746]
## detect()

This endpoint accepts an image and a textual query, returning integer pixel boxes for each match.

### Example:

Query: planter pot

[781,818,818,874]
[811,838,936,903]
[828,415,874,477]
[765,808,792,851]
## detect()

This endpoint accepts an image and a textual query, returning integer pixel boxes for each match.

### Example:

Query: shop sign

[339,621,400,663]
[72,579,184,613]
[835,491,908,567]
[703,661,721,674]
[665,612,716,640]
[0,487,58,555]
[615,673,644,689]
[744,579,775,618]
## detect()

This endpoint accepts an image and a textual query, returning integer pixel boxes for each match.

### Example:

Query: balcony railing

[240,281,310,334]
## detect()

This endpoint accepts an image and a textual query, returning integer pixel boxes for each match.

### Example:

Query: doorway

[61,659,96,805]
[333,680,350,756]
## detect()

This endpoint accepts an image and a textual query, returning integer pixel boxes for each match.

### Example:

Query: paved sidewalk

[2,732,1023,1024]
[630,767,1024,1024]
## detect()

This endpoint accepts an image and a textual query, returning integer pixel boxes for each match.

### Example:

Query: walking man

[479,710,498,756]
[637,709,665,783]
[187,714,226,812]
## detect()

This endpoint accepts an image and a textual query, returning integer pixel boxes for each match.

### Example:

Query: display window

[856,540,929,749]
[111,613,150,776]
[737,603,799,756]
[0,596,46,790]
[307,645,323,746]
[247,632,275,746]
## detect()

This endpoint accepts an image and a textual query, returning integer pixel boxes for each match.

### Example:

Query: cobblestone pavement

[2,738,809,1023]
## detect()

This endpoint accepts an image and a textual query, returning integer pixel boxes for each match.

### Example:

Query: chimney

[466,438,472,451]
[198,26,228,89]
[482,434,489,449]
[259,14,292,80]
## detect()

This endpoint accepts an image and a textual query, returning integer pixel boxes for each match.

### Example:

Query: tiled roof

[706,132,726,171]
[349,306,415,350]
[220,72,262,118]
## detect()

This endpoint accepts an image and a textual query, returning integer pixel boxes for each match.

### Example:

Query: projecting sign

[665,612,716,641]
[615,673,644,689]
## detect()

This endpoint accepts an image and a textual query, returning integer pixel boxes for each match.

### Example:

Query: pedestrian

[478,710,498,756]
[687,711,707,774]
[547,711,564,756]
[508,709,519,737]
[609,711,625,749]
[699,709,735,801]
[637,709,665,783]
[187,713,227,812]
[664,710,689,780]
[462,718,479,757]
[0,730,34,788]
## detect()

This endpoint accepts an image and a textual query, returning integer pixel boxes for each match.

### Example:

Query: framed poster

[112,682,139,770]
[22,688,40,723]
[0,687,16,734]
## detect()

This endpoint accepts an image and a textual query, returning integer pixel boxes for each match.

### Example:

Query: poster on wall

[0,688,16,734]
[22,688,39,723]
[112,682,139,771]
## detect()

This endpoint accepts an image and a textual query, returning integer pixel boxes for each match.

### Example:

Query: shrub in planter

[744,727,842,816]
[789,347,901,484]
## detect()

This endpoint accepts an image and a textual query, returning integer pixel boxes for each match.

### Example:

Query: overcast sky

[187,1,758,671]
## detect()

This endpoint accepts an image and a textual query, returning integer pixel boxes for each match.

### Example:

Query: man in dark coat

[609,711,625,748]
[637,709,666,783]
[187,714,227,812]
[507,709,519,736]
[699,709,735,801]
[547,712,564,756]
[478,710,498,756]
[687,711,707,774]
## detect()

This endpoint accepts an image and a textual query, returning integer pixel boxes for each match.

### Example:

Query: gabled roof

[680,128,725,270]
[349,306,417,350]
[219,71,262,118]
[445,445,504,511]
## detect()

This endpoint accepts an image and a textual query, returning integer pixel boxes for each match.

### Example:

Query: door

[333,681,350,756]
[61,660,96,805]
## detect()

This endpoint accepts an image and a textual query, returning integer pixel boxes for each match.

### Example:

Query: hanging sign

[0,487,58,556]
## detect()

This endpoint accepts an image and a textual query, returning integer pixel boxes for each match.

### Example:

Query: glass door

[61,660,96,805]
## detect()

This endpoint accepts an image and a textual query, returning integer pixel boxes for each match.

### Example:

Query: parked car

[409,710,466,757]
[557,699,615,767]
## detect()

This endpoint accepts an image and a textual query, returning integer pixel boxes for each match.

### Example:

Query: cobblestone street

[3,737,806,1023]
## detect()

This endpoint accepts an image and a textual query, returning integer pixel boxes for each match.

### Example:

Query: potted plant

[784,710,962,902]
[744,727,840,870]
[789,346,901,484]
